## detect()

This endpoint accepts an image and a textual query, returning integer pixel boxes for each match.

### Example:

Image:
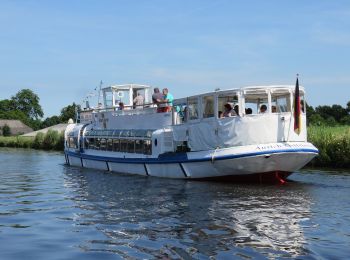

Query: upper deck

[78,84,305,126]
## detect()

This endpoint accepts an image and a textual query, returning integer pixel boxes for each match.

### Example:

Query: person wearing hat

[223,102,237,117]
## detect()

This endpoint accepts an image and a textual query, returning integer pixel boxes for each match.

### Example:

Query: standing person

[133,92,144,109]
[162,88,174,112]
[152,87,164,112]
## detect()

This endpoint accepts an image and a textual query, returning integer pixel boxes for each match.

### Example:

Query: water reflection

[63,167,312,259]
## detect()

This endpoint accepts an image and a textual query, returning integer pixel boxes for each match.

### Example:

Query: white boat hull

[65,142,318,182]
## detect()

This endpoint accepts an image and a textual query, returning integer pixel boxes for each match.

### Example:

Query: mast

[97,80,103,107]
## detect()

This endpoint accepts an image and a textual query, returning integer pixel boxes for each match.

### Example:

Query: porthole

[154,138,158,146]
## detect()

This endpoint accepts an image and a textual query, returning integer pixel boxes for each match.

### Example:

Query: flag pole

[294,74,301,135]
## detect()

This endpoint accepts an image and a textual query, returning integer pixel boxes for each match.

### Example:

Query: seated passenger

[272,105,277,113]
[218,111,223,118]
[245,108,253,114]
[260,104,267,113]
[234,105,239,115]
[223,103,237,117]
[118,102,124,110]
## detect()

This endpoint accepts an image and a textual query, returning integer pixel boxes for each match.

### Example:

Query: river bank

[0,126,349,168]
[308,126,350,168]
[0,130,64,151]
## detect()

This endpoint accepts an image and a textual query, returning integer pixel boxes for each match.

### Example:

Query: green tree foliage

[41,116,61,129]
[308,101,350,126]
[0,99,15,112]
[1,124,11,136]
[11,89,44,120]
[60,103,79,123]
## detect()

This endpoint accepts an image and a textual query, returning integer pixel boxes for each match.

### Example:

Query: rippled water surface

[0,148,349,259]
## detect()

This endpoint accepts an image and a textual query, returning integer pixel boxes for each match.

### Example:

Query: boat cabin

[102,84,152,109]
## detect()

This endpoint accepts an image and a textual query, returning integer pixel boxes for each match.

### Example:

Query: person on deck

[152,88,164,112]
[118,102,124,110]
[162,88,174,112]
[223,103,237,117]
[260,104,267,113]
[133,92,144,109]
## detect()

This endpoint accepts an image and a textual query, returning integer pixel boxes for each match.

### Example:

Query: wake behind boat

[64,81,318,183]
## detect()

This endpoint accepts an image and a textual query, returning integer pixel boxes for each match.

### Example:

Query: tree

[41,116,61,128]
[11,89,44,120]
[2,124,11,136]
[347,101,350,113]
[0,99,15,112]
[60,103,80,123]
[315,104,348,123]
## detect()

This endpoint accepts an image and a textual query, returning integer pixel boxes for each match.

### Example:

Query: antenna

[97,80,103,107]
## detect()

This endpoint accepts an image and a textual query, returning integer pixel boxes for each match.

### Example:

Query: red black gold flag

[294,77,301,134]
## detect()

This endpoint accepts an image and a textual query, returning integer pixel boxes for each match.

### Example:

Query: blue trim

[66,148,318,164]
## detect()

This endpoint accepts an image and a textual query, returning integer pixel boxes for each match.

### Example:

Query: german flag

[294,76,301,135]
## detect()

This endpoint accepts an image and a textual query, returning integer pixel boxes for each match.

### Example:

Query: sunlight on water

[0,148,349,259]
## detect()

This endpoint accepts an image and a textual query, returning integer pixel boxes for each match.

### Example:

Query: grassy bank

[0,130,64,151]
[308,126,350,168]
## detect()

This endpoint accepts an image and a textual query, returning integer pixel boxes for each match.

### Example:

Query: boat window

[187,97,199,120]
[120,139,128,152]
[135,140,144,153]
[100,138,107,150]
[113,130,121,137]
[144,140,152,155]
[245,93,268,114]
[95,138,101,150]
[218,94,239,117]
[113,139,120,152]
[89,138,96,149]
[135,129,147,137]
[127,140,135,153]
[202,95,214,118]
[271,93,291,113]
[104,90,114,107]
[107,139,113,151]
[114,89,130,106]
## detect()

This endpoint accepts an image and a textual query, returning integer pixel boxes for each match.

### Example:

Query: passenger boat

[64,81,318,183]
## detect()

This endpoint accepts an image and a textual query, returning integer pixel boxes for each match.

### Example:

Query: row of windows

[85,129,154,138]
[85,138,152,155]
[175,92,305,121]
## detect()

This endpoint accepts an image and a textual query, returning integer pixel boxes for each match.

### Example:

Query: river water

[0,148,349,259]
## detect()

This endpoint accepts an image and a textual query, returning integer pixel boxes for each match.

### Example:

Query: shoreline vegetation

[0,126,349,168]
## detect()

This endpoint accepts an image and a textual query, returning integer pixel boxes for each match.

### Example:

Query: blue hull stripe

[65,148,318,164]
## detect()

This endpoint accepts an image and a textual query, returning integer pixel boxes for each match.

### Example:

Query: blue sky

[0,0,349,117]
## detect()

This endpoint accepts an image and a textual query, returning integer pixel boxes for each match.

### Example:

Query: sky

[0,0,349,117]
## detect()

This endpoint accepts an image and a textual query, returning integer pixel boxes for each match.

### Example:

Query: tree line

[0,89,79,133]
[306,102,350,126]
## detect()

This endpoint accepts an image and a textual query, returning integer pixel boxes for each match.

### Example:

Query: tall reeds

[308,126,350,168]
[0,130,65,151]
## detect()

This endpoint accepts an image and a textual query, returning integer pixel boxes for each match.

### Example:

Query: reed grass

[308,126,350,168]
[0,130,64,151]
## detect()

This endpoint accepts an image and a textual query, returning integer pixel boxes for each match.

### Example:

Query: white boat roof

[179,85,305,99]
[102,84,152,91]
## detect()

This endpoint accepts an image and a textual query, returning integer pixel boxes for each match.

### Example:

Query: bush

[308,126,350,168]
[33,132,45,149]
[2,124,11,136]
[42,129,60,150]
